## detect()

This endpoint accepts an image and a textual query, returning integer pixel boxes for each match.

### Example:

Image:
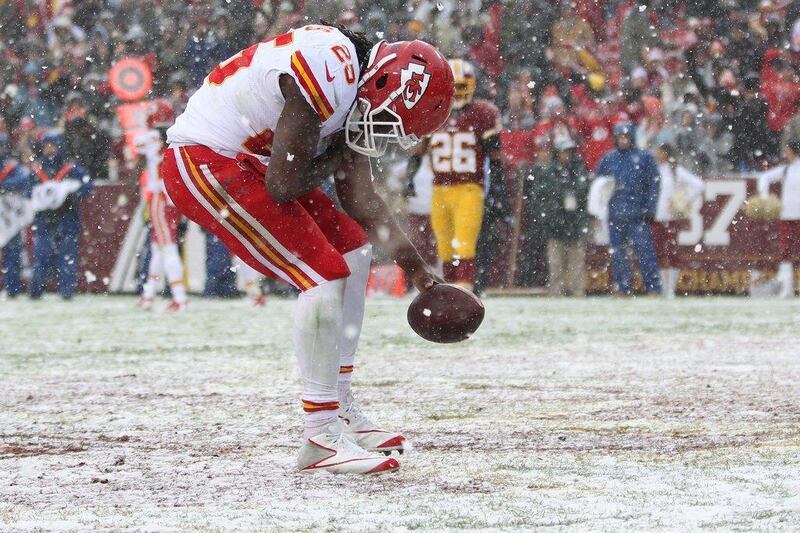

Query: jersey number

[331,45,356,85]
[208,31,295,85]
[208,45,259,85]
[678,180,748,247]
[430,132,477,173]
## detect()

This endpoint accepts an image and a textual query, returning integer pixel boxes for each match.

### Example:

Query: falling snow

[1,296,799,530]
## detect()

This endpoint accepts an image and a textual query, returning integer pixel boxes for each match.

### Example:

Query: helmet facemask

[345,96,420,158]
[345,39,452,158]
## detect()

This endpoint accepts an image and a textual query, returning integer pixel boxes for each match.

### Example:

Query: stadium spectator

[475,139,513,296]
[501,0,557,76]
[533,87,579,149]
[723,73,773,169]
[696,113,733,173]
[465,3,504,83]
[433,10,466,58]
[667,103,707,174]
[636,95,668,153]
[0,85,25,132]
[503,70,536,130]
[761,50,800,140]
[619,1,657,75]
[529,134,590,296]
[19,62,59,127]
[183,11,229,88]
[517,135,553,287]
[28,133,93,300]
[0,133,32,298]
[596,123,662,296]
[574,81,616,172]
[550,1,596,70]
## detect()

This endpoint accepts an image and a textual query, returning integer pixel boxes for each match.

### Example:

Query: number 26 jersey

[428,99,501,187]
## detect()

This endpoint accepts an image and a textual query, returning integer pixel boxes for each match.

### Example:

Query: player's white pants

[234,255,264,300]
[143,242,187,303]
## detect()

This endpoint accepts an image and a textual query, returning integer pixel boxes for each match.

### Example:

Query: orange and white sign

[109,58,152,102]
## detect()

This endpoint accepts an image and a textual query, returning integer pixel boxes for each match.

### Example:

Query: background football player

[423,59,502,291]
[134,100,188,312]
[161,23,453,474]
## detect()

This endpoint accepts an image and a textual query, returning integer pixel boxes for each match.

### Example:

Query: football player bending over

[161,23,453,474]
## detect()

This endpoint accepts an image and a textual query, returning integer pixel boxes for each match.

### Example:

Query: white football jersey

[167,25,360,161]
[133,129,163,194]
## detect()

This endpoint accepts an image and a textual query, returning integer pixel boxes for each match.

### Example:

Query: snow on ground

[1,295,799,531]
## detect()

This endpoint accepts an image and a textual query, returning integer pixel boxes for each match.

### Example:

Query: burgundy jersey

[430,99,501,186]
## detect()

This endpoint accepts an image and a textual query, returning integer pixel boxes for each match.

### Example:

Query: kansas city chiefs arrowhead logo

[400,63,431,110]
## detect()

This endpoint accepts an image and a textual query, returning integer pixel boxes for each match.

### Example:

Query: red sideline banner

[499,128,794,294]
[585,177,791,294]
[79,182,139,292]
[70,177,788,295]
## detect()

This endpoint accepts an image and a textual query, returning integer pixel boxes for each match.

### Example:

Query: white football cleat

[297,422,399,475]
[339,402,409,455]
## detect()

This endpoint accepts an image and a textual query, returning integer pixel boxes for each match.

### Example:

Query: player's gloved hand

[410,267,443,293]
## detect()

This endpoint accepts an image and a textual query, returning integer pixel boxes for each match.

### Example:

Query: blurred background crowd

[1,0,799,299]
[3,0,800,175]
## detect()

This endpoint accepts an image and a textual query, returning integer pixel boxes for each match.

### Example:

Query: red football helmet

[346,40,454,157]
[147,99,176,130]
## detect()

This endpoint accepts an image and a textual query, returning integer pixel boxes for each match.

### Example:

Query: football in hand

[407,284,485,343]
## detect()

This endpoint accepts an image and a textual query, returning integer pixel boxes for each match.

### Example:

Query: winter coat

[65,117,110,181]
[726,92,774,167]
[551,15,595,67]
[526,160,590,241]
[30,155,93,229]
[0,158,32,196]
[620,7,656,74]
[595,147,660,223]
[761,49,800,133]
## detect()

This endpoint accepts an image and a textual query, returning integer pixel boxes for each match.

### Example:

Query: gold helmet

[449,59,476,110]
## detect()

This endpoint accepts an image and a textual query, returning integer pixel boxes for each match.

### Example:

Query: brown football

[407,284,485,343]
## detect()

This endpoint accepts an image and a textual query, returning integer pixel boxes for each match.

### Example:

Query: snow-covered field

[1,295,799,531]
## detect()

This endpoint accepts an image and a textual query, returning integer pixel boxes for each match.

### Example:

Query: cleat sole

[366,458,400,474]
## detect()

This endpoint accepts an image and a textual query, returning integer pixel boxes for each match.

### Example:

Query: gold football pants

[430,182,484,262]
